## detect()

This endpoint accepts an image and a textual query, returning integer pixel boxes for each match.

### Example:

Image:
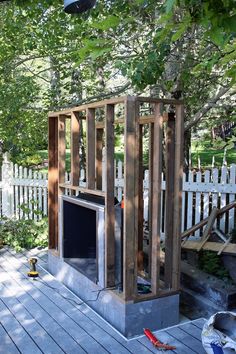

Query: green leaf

[208,27,225,46]
[90,47,112,60]
[171,24,187,41]
[223,15,236,32]
[227,142,235,150]
[91,16,120,30]
[165,0,175,13]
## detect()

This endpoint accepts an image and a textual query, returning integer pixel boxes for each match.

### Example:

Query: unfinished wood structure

[48,95,184,302]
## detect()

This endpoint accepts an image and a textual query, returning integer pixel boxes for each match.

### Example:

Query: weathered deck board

[0,267,85,354]
[0,322,21,354]
[0,248,206,354]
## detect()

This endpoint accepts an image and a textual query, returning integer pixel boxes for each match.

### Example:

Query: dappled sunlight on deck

[0,247,206,354]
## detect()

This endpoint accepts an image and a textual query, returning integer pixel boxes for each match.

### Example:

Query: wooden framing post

[164,113,175,288]
[48,116,59,250]
[71,112,80,186]
[151,103,163,294]
[105,104,115,287]
[123,96,139,300]
[172,104,184,290]
[86,108,96,189]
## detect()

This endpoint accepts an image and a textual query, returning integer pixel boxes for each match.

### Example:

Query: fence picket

[33,171,38,221]
[28,169,33,220]
[117,160,123,202]
[38,172,43,220]
[181,173,186,232]
[19,166,23,219]
[14,164,19,219]
[229,164,236,231]
[220,166,228,232]
[187,171,194,230]
[203,170,210,220]
[195,171,202,238]
[43,173,47,216]
[23,167,28,219]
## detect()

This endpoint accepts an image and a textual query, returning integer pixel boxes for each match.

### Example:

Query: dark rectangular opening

[63,199,97,282]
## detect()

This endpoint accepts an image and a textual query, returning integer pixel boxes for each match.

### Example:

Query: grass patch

[36,139,236,174]
[191,140,236,168]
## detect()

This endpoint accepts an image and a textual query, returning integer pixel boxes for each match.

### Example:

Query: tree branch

[50,82,131,111]
[184,85,232,132]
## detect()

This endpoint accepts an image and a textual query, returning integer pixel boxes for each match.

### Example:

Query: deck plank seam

[0,275,69,354]
[0,255,91,354]
[0,297,43,354]
[0,320,21,354]
[165,329,200,354]
[0,252,119,354]
[0,248,206,354]
[0,260,93,354]
[5,249,137,354]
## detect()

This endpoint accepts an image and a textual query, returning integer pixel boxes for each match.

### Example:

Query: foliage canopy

[0,0,235,157]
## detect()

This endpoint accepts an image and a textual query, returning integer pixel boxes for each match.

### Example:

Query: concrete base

[48,252,179,338]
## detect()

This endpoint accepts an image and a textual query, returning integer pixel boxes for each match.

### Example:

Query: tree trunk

[70,68,86,172]
[50,56,61,107]
[184,130,191,172]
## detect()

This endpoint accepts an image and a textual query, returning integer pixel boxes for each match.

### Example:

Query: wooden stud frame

[48,95,184,302]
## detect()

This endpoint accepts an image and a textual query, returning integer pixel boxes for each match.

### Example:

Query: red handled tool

[144,328,176,351]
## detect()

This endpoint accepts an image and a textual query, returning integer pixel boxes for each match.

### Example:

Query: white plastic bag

[202,312,236,354]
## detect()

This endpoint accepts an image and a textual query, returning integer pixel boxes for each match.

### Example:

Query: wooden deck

[0,247,206,354]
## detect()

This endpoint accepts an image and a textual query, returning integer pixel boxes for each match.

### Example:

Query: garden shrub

[14,153,43,167]
[199,251,230,280]
[0,217,48,252]
[230,227,236,243]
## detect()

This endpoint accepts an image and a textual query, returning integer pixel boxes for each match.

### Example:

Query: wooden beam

[59,184,105,197]
[172,104,184,291]
[48,116,59,250]
[48,96,126,117]
[182,241,236,255]
[94,113,169,129]
[196,207,218,252]
[123,96,139,300]
[181,201,236,240]
[96,128,103,190]
[151,103,163,294]
[164,114,175,288]
[86,108,96,190]
[71,112,80,186]
[137,97,184,105]
[105,104,115,287]
[48,96,183,118]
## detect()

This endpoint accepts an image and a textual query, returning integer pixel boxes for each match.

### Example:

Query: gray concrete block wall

[48,253,179,338]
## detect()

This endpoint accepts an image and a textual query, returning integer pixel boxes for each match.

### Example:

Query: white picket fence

[0,153,236,238]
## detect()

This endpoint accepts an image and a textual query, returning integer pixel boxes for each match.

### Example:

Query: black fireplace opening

[63,199,97,282]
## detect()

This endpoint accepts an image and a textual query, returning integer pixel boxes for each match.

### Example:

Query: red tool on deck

[144,328,176,351]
